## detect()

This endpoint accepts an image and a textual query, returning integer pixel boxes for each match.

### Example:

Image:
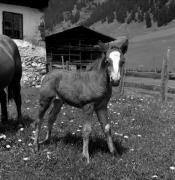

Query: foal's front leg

[82,104,94,164]
[44,99,63,143]
[95,107,116,155]
[34,96,53,151]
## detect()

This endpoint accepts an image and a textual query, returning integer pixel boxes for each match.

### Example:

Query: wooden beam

[79,40,82,69]
[160,48,170,103]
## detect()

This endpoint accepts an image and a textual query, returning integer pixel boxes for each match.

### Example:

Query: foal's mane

[86,53,106,71]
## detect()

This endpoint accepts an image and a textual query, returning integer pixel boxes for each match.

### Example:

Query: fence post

[66,61,69,70]
[160,48,170,102]
[61,56,65,69]
[119,64,126,95]
[47,56,52,72]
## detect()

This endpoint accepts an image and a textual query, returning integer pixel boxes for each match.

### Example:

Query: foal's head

[99,39,128,85]
[106,47,125,84]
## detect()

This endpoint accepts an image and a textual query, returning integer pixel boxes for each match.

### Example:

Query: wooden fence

[160,48,170,102]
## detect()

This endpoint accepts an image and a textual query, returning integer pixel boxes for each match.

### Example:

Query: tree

[107,12,114,23]
[44,0,77,30]
[157,6,168,27]
[71,11,80,24]
[138,11,144,22]
[145,12,152,28]
[130,11,136,22]
[167,3,175,23]
[116,7,127,23]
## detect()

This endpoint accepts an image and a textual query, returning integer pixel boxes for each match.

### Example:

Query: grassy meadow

[126,34,175,72]
[1,21,175,180]
[0,87,175,179]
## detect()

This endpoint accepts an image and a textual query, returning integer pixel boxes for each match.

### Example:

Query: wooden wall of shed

[46,42,103,71]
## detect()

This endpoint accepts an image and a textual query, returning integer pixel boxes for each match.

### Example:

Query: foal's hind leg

[43,98,63,144]
[95,107,116,155]
[34,96,53,151]
[0,89,8,123]
[82,104,94,164]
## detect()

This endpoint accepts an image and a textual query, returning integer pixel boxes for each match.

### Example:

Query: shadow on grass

[51,132,128,157]
[0,114,34,134]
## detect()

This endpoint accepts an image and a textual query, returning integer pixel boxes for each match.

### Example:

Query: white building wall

[0,3,44,43]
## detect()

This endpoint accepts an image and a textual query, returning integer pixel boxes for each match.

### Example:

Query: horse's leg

[34,95,53,151]
[82,104,94,164]
[95,107,116,155]
[0,89,8,123]
[13,83,22,123]
[43,98,63,144]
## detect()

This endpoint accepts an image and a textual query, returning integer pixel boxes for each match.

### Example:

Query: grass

[1,87,175,179]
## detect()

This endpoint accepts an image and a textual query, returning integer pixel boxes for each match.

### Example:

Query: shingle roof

[45,26,115,45]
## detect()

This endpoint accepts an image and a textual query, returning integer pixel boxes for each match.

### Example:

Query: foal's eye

[120,60,125,66]
[105,59,111,65]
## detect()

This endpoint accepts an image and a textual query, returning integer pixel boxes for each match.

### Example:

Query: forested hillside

[44,0,175,32]
[83,0,175,27]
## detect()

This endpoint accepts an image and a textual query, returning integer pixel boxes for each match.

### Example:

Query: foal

[34,41,128,163]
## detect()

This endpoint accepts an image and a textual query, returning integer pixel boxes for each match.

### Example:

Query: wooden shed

[45,26,115,71]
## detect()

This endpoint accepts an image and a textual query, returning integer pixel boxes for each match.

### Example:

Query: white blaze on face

[105,124,110,133]
[109,51,121,81]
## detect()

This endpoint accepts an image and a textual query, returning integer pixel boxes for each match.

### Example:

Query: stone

[15,39,46,87]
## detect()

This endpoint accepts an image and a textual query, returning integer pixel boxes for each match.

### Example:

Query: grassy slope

[1,87,175,179]
[92,20,175,72]
[127,32,175,72]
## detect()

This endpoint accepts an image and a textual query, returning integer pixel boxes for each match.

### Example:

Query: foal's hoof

[81,154,90,164]
[111,149,118,157]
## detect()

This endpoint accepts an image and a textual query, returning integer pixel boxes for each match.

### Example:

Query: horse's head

[106,46,126,85]
[99,38,128,85]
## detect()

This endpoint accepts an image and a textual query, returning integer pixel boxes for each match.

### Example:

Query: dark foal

[34,40,128,163]
[0,35,22,124]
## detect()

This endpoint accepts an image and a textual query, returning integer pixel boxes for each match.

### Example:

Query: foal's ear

[110,37,129,54]
[98,40,107,51]
[120,39,128,55]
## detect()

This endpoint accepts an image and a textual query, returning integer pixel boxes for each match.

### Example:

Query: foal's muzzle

[110,77,121,86]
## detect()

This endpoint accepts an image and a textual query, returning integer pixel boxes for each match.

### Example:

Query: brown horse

[0,35,22,124]
[34,40,128,163]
